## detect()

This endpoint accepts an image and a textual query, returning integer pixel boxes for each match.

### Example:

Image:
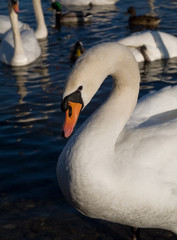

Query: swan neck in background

[33,0,47,39]
[9,5,27,65]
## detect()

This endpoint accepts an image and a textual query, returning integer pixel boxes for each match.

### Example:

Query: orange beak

[62,101,82,138]
[12,2,20,14]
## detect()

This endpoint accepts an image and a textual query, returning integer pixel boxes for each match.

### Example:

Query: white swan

[0,0,47,40]
[0,0,41,66]
[32,0,48,39]
[0,15,29,41]
[59,0,118,6]
[118,30,177,62]
[57,42,177,238]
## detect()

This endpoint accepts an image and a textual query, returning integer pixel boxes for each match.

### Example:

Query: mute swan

[50,1,92,25]
[0,0,47,40]
[0,0,41,66]
[57,42,177,239]
[58,0,118,6]
[0,15,29,41]
[125,7,161,29]
[118,30,177,62]
[32,0,48,39]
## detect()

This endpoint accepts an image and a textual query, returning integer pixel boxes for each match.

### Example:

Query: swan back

[59,0,118,6]
[118,31,177,62]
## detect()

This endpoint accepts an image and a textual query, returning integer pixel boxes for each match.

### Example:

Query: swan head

[8,0,20,14]
[60,42,140,138]
[61,86,83,138]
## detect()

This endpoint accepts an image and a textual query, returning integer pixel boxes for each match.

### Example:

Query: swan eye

[77,86,83,91]
[61,86,84,112]
[68,105,72,117]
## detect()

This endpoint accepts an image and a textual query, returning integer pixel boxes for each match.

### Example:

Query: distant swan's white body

[118,30,177,62]
[0,1,41,66]
[59,0,118,6]
[58,42,177,236]
[0,15,29,40]
[0,0,47,40]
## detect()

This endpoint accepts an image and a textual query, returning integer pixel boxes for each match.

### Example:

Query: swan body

[118,30,177,62]
[58,42,177,235]
[59,0,118,6]
[0,15,29,40]
[0,1,41,66]
[0,0,47,40]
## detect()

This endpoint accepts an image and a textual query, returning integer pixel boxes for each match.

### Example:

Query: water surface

[1,0,177,239]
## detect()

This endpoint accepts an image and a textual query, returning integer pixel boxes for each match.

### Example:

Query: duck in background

[70,41,85,65]
[50,1,92,27]
[125,6,161,31]
[118,30,177,63]
[0,0,41,66]
[0,0,47,41]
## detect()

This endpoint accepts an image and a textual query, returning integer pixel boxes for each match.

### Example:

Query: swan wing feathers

[60,0,117,5]
[0,28,41,65]
[130,85,177,124]
[114,85,177,197]
[20,29,41,62]
[0,15,30,40]
[118,31,177,61]
[115,119,177,197]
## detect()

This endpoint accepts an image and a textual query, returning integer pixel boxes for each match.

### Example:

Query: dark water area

[1,0,177,239]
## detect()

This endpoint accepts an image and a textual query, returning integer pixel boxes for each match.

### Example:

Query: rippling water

[1,0,177,239]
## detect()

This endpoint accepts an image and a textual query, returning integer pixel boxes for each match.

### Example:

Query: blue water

[1,0,177,239]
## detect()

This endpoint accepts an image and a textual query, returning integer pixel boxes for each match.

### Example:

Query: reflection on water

[139,57,177,97]
[1,0,177,239]
[11,38,51,125]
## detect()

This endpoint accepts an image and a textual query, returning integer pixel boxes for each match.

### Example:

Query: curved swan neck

[64,42,140,110]
[65,42,140,144]
[33,0,48,39]
[9,3,28,65]
[58,43,141,213]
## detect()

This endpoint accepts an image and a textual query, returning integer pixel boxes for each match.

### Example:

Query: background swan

[57,42,177,238]
[0,0,47,40]
[0,0,41,66]
[118,30,177,62]
[32,0,48,39]
[0,15,29,41]
[58,0,118,6]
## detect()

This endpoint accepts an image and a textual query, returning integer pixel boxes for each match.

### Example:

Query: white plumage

[118,31,177,62]
[58,42,177,236]
[0,0,41,66]
[59,0,118,6]
[0,0,47,41]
